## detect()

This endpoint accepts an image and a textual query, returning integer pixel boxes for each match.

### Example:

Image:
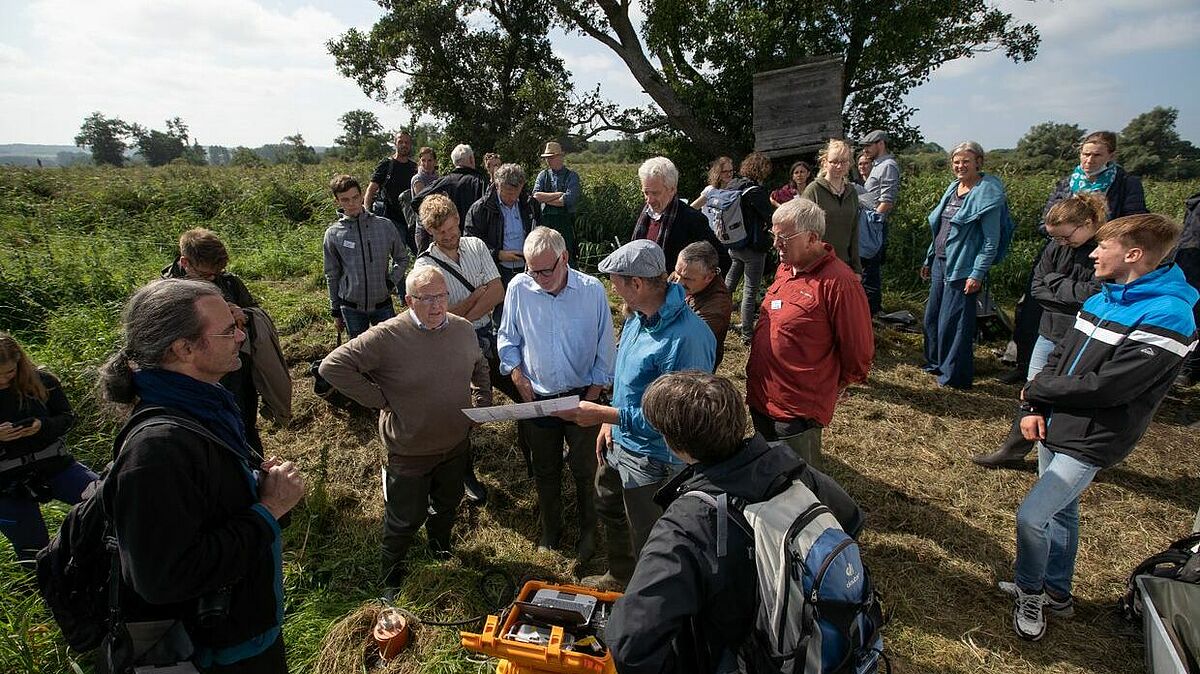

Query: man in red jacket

[746,198,874,468]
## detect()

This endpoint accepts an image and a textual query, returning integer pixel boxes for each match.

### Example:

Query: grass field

[0,163,1198,674]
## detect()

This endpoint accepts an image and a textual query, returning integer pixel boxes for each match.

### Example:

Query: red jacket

[746,245,874,426]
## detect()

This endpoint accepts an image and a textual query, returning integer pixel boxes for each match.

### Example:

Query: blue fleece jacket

[611,283,716,463]
[925,174,1015,282]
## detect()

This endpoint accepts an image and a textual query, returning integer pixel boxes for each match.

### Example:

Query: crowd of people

[1,127,1198,673]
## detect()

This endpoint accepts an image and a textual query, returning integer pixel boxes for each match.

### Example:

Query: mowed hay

[266,313,1198,673]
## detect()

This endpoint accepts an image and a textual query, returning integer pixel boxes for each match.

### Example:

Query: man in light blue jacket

[558,240,715,589]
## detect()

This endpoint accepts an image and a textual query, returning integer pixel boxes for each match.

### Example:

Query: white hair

[950,141,985,168]
[450,144,474,167]
[772,197,826,238]
[638,156,679,189]
[523,226,567,260]
[405,266,446,295]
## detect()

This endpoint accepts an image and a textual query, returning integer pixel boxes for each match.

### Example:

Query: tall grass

[0,162,1195,674]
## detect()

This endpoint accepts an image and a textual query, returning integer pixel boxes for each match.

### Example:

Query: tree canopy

[1120,107,1200,180]
[74,112,135,167]
[334,110,390,161]
[328,0,573,165]
[1016,122,1085,170]
[331,0,1039,159]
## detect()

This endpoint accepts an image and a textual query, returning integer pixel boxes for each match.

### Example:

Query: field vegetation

[0,162,1197,673]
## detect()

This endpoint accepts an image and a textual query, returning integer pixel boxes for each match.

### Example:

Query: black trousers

[381,440,470,575]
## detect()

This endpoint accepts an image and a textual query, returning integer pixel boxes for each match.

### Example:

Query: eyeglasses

[1050,224,1084,244]
[528,256,561,279]
[775,229,806,245]
[410,292,449,305]
[205,325,244,339]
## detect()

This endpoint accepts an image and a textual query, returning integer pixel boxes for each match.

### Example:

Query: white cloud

[0,0,409,145]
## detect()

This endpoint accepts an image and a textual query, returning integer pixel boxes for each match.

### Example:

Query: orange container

[461,580,622,674]
[373,608,411,660]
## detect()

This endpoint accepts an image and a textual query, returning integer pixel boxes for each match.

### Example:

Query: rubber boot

[972,418,1033,468]
[535,481,562,552]
[463,449,488,506]
[574,476,597,563]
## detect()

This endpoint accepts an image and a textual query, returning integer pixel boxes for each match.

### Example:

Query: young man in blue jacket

[1005,213,1198,641]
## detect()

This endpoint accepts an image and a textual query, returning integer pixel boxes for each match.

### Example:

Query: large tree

[1016,122,1084,170]
[1119,106,1200,180]
[131,117,193,167]
[328,0,574,164]
[332,0,1039,158]
[335,109,390,161]
[74,112,135,167]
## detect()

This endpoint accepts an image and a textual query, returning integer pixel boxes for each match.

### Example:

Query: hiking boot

[972,422,1033,469]
[999,581,1074,618]
[575,529,596,564]
[579,572,627,592]
[1011,586,1047,641]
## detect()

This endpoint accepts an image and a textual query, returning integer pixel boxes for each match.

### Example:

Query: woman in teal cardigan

[921,141,1015,388]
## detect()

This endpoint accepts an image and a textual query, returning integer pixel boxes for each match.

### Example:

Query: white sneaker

[1011,586,1047,641]
[998,581,1075,618]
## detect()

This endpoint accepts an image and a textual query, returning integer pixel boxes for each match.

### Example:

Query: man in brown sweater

[319,266,492,589]
[673,241,733,369]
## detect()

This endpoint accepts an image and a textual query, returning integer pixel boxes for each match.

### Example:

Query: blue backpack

[687,481,889,674]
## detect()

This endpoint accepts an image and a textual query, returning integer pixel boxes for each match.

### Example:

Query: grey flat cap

[598,239,666,277]
[859,129,888,145]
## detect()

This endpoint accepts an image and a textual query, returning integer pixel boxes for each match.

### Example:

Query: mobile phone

[11,418,35,429]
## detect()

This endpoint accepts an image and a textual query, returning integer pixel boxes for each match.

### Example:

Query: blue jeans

[725,247,766,338]
[922,258,977,388]
[0,460,98,561]
[341,301,396,338]
[1027,335,1056,381]
[1014,444,1099,597]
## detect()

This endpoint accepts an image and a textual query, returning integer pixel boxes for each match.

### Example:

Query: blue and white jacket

[1025,263,1198,468]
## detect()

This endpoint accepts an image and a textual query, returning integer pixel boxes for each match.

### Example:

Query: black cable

[404,566,519,628]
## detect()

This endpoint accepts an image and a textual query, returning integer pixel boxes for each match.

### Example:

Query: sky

[0,0,1197,151]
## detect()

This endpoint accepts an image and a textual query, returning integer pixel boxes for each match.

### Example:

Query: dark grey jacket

[1031,239,1099,343]
[322,210,407,317]
[1041,165,1147,224]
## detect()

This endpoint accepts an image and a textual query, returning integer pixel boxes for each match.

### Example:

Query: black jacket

[1030,240,1099,342]
[631,198,732,274]
[101,406,283,655]
[608,436,863,674]
[413,166,488,223]
[1041,166,1147,224]
[464,186,539,264]
[0,370,76,484]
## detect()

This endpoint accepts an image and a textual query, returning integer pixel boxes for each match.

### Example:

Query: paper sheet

[462,396,580,423]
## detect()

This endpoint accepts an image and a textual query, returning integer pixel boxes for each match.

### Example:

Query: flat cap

[598,239,666,277]
[859,129,888,145]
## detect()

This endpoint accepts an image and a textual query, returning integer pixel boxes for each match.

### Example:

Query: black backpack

[1118,532,1200,622]
[35,408,240,652]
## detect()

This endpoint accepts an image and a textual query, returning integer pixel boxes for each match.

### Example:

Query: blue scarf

[132,368,255,462]
[1068,162,1117,195]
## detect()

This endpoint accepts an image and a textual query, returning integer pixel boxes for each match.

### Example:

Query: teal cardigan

[924,173,1014,282]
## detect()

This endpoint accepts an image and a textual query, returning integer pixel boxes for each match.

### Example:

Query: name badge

[770,299,783,311]
[342,240,356,249]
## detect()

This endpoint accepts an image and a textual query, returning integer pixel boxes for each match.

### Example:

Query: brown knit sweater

[318,312,491,469]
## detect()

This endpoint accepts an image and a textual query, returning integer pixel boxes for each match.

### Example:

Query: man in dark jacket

[161,227,264,452]
[464,162,540,289]
[98,279,305,672]
[364,131,419,253]
[631,156,731,275]
[412,143,488,250]
[1173,190,1200,387]
[608,371,862,674]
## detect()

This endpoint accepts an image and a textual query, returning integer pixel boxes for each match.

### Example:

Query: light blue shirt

[498,193,526,269]
[497,268,616,395]
[860,153,901,211]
